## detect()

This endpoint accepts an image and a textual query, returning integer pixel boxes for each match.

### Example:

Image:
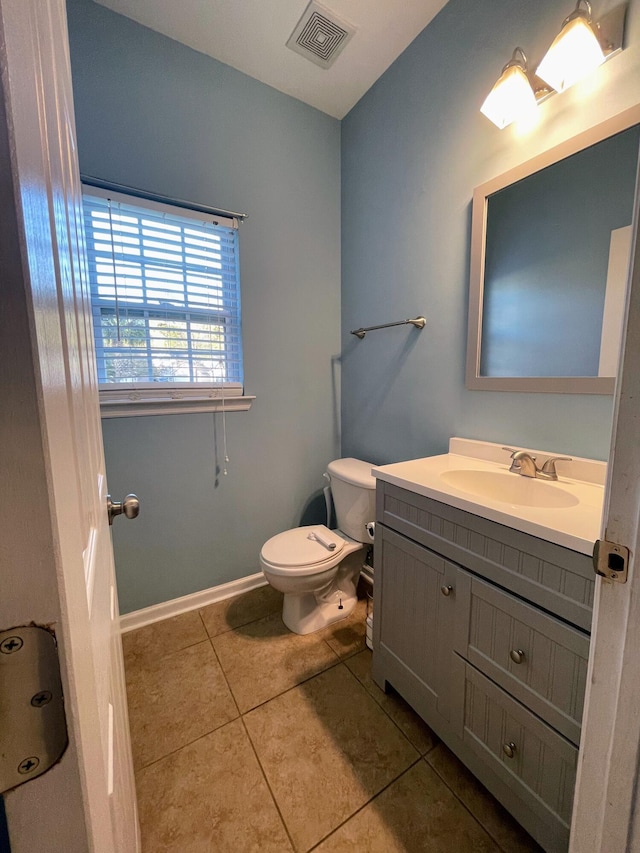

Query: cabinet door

[374,525,456,720]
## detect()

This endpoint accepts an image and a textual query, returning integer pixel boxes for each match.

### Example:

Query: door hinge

[0,626,68,793]
[593,538,630,583]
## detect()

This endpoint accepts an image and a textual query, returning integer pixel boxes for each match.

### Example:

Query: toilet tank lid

[327,458,376,489]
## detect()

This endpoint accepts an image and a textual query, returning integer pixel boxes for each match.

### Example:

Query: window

[82,186,252,416]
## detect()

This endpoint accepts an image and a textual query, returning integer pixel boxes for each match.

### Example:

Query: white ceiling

[93,0,449,119]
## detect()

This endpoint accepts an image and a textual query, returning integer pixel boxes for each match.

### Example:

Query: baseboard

[119,572,268,634]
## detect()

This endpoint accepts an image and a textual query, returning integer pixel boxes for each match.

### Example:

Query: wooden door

[570,144,640,849]
[0,0,138,850]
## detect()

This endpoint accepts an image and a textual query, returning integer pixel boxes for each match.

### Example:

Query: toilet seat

[260,525,351,577]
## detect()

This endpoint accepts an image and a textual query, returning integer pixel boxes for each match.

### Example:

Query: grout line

[122,636,216,677]
[197,609,208,635]
[239,653,344,717]
[208,634,241,718]
[306,758,423,852]
[198,597,284,640]
[128,626,242,774]
[133,715,241,775]
[422,752,519,853]
[340,663,420,760]
[240,715,297,853]
[202,611,342,717]
[343,654,430,758]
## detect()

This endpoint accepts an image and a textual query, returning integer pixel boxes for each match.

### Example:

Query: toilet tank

[326,458,376,543]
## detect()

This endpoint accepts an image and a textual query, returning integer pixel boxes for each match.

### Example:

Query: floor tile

[200,584,283,637]
[313,761,499,852]
[136,718,293,853]
[122,610,207,666]
[318,597,367,660]
[426,744,543,853]
[244,663,419,852]
[345,650,438,755]
[212,611,339,712]
[126,640,238,769]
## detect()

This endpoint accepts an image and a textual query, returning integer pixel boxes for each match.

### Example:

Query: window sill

[99,387,255,418]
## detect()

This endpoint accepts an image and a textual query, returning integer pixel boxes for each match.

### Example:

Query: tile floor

[122,585,543,853]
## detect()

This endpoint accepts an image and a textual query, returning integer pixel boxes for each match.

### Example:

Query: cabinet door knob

[509,649,525,664]
[502,741,517,759]
[440,585,453,596]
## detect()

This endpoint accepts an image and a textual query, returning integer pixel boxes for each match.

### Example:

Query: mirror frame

[466,104,640,394]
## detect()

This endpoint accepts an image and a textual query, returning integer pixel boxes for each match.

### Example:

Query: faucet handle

[540,456,572,479]
[503,448,537,475]
[502,447,521,472]
[502,447,536,460]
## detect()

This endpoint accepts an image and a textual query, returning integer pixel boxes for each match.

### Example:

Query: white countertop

[372,438,606,555]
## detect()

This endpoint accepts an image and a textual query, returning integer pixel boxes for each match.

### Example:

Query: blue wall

[67,0,341,612]
[341,0,640,466]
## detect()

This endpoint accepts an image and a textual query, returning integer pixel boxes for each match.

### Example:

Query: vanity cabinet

[372,481,594,853]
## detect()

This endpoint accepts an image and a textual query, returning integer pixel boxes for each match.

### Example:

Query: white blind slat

[83,189,243,387]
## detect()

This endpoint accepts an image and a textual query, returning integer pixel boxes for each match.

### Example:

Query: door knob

[107,494,140,525]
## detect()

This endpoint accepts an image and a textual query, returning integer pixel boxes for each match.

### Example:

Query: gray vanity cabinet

[372,480,594,853]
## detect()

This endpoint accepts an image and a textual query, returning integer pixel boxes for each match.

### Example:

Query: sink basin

[439,469,580,509]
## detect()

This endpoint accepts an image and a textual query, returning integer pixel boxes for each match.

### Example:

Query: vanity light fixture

[536,0,606,93]
[480,48,539,129]
[481,3,625,130]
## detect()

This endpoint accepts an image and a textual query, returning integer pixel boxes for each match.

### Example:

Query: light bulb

[481,63,538,130]
[537,14,605,93]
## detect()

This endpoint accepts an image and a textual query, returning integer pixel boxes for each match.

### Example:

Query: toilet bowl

[261,525,364,634]
[260,458,376,635]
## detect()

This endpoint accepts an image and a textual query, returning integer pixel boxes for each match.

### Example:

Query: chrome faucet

[506,450,538,478]
[503,448,572,480]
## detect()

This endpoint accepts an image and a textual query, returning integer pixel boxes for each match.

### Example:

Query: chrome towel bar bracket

[350,316,426,339]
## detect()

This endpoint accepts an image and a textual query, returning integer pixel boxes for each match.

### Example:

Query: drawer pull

[502,741,517,759]
[509,649,525,664]
[440,585,453,597]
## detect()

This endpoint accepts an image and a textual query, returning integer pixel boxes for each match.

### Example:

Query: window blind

[82,187,243,390]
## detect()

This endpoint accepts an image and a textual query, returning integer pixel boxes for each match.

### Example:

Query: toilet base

[282,586,358,635]
[262,539,364,635]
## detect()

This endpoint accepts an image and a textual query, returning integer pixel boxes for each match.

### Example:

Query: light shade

[536,13,605,93]
[480,62,538,129]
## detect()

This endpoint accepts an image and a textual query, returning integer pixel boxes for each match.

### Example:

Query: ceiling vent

[286,1,356,70]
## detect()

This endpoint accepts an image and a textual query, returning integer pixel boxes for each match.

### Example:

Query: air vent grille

[286,2,355,69]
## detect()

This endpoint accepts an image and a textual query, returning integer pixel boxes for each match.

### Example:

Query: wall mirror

[466,106,640,394]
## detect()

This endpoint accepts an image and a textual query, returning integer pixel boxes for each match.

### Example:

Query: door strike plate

[593,538,630,583]
[0,626,68,794]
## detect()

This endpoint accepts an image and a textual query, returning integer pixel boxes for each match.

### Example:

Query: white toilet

[260,458,376,635]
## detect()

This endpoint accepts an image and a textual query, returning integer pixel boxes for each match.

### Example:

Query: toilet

[260,458,376,635]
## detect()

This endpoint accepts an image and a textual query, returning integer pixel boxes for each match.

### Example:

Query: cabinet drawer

[377,481,594,631]
[454,570,589,745]
[453,657,577,850]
